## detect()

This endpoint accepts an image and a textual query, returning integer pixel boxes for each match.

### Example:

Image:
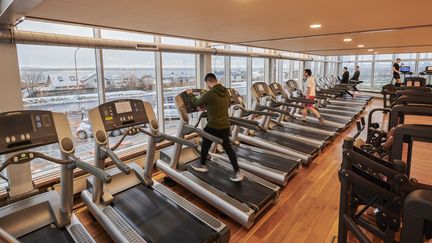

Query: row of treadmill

[0,77,372,242]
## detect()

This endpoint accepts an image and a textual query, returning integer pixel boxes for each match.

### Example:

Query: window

[17,20,94,37]
[357,62,372,90]
[102,49,156,149]
[396,53,417,60]
[341,63,356,76]
[358,55,373,61]
[373,62,393,91]
[17,44,98,175]
[282,60,291,81]
[230,45,247,51]
[420,53,432,59]
[375,54,393,60]
[252,58,265,83]
[230,57,247,98]
[342,56,356,62]
[162,53,196,134]
[211,56,225,83]
[293,61,303,81]
[312,62,323,77]
[161,37,195,46]
[101,29,154,43]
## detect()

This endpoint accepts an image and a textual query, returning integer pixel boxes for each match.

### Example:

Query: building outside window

[230,57,247,98]
[373,62,393,91]
[252,58,265,83]
[211,56,225,83]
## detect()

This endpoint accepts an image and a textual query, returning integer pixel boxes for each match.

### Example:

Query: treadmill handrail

[272,99,304,109]
[160,133,198,148]
[234,105,279,117]
[69,154,112,184]
[230,118,264,131]
[183,124,223,144]
[255,104,292,117]
[100,146,131,174]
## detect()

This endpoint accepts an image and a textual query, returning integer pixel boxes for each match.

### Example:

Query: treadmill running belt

[255,131,319,155]
[234,146,298,172]
[290,119,340,132]
[186,159,276,210]
[273,125,329,141]
[19,225,74,243]
[113,184,218,243]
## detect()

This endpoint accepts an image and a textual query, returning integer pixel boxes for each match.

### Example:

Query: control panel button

[21,134,25,140]
[11,136,16,142]
[29,153,34,159]
[5,137,10,143]
[13,157,18,162]
[25,133,30,139]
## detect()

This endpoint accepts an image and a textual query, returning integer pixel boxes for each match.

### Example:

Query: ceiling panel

[6,0,432,55]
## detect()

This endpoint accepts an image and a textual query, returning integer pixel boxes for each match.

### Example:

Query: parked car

[76,118,123,139]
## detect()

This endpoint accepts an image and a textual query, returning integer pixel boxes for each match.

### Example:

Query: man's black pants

[200,126,239,172]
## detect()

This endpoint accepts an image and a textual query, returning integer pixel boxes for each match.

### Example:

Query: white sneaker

[229,171,244,182]
[191,164,209,172]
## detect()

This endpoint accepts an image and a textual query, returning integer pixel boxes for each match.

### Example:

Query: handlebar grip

[230,117,259,126]
[104,148,131,174]
[73,157,112,183]
[162,134,197,148]
[230,119,261,131]
[185,125,223,144]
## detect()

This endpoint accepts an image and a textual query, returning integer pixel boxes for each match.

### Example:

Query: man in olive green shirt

[186,73,243,182]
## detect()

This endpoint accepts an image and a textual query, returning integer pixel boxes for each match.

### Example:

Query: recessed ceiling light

[368,49,374,52]
[310,24,322,29]
[357,44,364,48]
[373,52,379,54]
[343,38,352,42]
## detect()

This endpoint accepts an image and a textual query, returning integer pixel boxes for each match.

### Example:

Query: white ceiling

[9,0,432,55]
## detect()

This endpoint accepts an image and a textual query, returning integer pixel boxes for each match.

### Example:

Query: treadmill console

[0,111,58,155]
[269,83,284,96]
[251,82,270,98]
[97,99,149,131]
[177,89,206,114]
[227,88,246,106]
[426,66,432,74]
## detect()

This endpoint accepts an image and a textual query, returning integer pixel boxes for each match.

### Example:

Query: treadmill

[244,83,321,164]
[267,82,335,143]
[284,80,354,129]
[208,88,301,186]
[157,90,280,228]
[0,110,111,242]
[81,99,229,242]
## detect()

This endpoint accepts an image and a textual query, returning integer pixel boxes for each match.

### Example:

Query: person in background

[351,65,360,81]
[393,58,402,86]
[338,67,350,83]
[186,73,243,182]
[302,69,324,126]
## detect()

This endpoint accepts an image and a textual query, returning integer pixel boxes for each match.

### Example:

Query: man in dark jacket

[339,67,350,83]
[186,73,243,182]
[351,66,360,81]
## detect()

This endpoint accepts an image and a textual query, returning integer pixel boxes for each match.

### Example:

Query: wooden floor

[75,97,432,243]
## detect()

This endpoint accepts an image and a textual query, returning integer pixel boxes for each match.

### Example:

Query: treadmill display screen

[400,66,410,72]
[0,114,33,137]
[114,101,132,114]
[426,66,432,72]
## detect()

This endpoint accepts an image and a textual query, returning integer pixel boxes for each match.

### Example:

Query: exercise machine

[81,99,229,242]
[157,90,280,228]
[0,110,110,242]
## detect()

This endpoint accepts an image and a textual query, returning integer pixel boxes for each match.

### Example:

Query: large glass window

[373,62,393,91]
[162,53,196,134]
[230,57,247,97]
[161,37,195,46]
[102,49,156,149]
[396,53,417,60]
[282,60,291,81]
[420,53,432,59]
[358,55,373,61]
[17,44,98,171]
[16,20,98,179]
[341,63,356,77]
[357,62,372,90]
[211,56,225,83]
[375,54,393,60]
[252,58,265,83]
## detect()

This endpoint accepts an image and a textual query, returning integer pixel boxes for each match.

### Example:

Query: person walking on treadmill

[351,65,360,81]
[186,73,243,182]
[338,67,350,83]
[393,58,402,86]
[302,69,324,126]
